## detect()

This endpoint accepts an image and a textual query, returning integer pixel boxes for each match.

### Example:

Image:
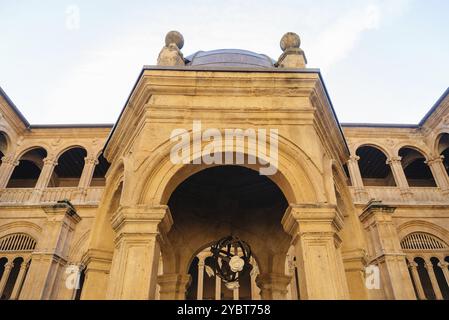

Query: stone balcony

[349,186,449,206]
[0,186,104,206]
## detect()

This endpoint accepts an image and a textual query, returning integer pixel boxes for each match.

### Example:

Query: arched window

[402,232,449,300]
[0,233,35,300]
[51,147,87,187]
[401,233,447,251]
[356,146,396,186]
[185,247,259,301]
[7,148,47,188]
[438,133,449,177]
[399,148,436,187]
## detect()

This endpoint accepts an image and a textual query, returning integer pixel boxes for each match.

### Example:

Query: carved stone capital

[425,155,444,165]
[386,156,402,165]
[1,155,19,166]
[111,205,173,236]
[282,203,344,244]
[43,157,58,167]
[84,157,99,166]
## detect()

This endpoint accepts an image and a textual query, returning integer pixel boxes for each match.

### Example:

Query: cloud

[306,0,410,69]
[37,0,412,124]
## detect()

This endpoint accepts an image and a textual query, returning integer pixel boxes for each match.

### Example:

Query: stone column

[386,157,412,197]
[157,274,191,300]
[424,259,443,300]
[250,265,261,300]
[0,155,19,188]
[342,249,369,300]
[79,249,113,300]
[197,256,205,300]
[347,156,368,201]
[359,200,415,300]
[9,261,29,300]
[256,273,291,300]
[78,156,98,189]
[282,204,349,300]
[215,275,221,300]
[0,262,14,297]
[408,261,426,300]
[20,203,81,299]
[233,282,239,300]
[74,156,98,203]
[438,261,449,287]
[426,156,449,193]
[285,256,298,300]
[106,205,173,300]
[29,157,58,203]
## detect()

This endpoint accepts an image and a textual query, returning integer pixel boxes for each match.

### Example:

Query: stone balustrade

[349,186,449,205]
[0,187,104,205]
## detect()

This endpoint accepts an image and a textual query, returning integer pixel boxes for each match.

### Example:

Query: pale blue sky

[0,0,448,124]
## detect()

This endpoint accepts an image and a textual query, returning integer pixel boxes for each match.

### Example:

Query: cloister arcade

[402,232,449,300]
[348,135,449,196]
[0,131,110,204]
[0,233,35,300]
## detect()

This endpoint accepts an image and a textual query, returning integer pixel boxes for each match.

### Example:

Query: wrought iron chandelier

[210,235,253,289]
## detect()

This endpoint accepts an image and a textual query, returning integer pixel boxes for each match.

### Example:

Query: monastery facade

[0,32,448,300]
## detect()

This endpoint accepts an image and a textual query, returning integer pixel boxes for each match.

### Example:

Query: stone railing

[0,188,34,204]
[0,187,104,205]
[350,186,449,205]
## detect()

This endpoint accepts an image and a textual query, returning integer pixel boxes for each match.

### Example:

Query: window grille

[0,233,36,252]
[401,232,447,250]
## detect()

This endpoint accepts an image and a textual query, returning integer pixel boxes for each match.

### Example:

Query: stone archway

[104,147,350,300]
[158,165,292,300]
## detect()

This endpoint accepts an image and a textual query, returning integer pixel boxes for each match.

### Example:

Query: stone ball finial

[280,32,301,51]
[165,31,184,49]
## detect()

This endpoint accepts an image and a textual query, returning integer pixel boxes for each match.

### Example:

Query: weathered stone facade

[0,32,448,300]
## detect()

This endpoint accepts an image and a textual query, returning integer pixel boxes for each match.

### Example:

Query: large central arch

[131,134,325,207]
[159,165,294,300]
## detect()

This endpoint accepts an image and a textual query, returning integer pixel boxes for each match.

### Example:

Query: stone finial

[157,31,185,66]
[276,32,307,68]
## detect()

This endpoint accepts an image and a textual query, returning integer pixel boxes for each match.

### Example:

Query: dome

[185,49,275,68]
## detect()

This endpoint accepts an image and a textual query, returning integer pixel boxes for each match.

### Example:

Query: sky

[0,0,448,125]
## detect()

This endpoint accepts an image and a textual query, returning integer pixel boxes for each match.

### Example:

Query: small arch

[430,257,449,300]
[7,147,47,188]
[414,257,436,300]
[356,145,396,186]
[0,233,36,252]
[1,257,23,300]
[51,147,87,187]
[399,147,437,187]
[400,232,448,251]
[185,245,260,301]
[397,220,449,248]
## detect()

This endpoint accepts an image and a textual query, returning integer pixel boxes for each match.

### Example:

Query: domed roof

[185,49,275,68]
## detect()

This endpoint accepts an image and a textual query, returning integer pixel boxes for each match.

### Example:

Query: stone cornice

[0,89,29,134]
[359,200,396,224]
[104,68,349,165]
